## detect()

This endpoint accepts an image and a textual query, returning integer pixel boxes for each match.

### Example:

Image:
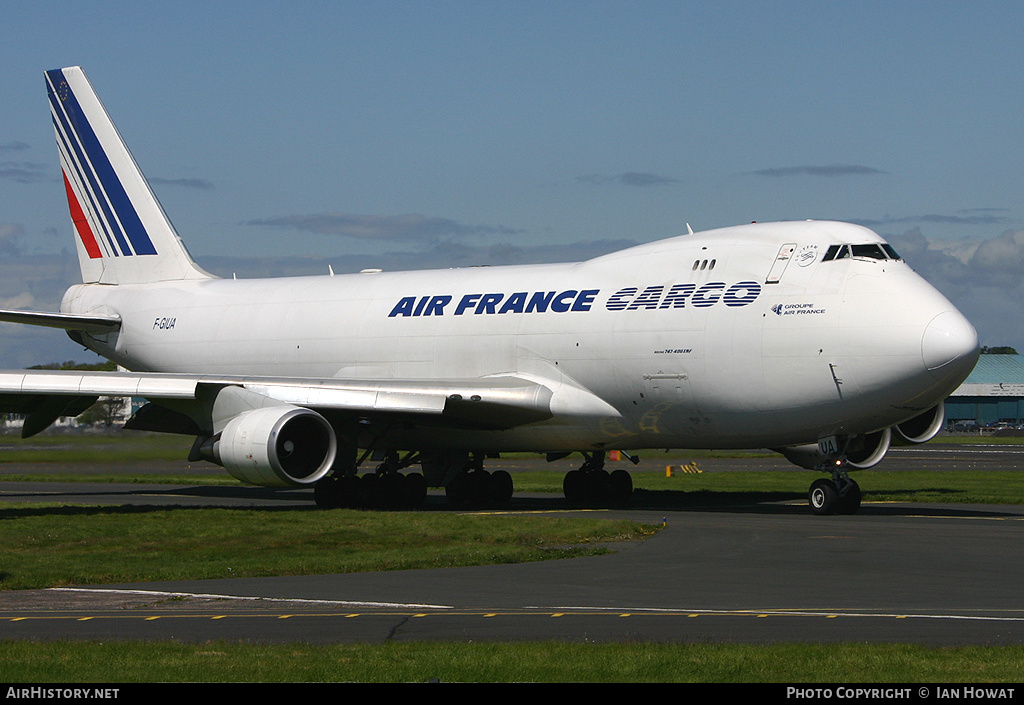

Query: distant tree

[77,397,127,427]
[28,360,117,371]
[27,360,121,427]
[980,346,1019,354]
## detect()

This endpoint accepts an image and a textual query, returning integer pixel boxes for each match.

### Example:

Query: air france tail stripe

[47,75,131,257]
[62,171,102,259]
[52,116,119,257]
[45,69,157,257]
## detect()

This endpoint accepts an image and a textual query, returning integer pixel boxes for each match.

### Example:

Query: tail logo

[46,68,158,259]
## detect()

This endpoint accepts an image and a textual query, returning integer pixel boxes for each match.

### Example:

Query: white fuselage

[60,221,979,453]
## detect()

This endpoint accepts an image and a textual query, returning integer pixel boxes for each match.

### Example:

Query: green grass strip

[0,504,657,590]
[0,641,1021,682]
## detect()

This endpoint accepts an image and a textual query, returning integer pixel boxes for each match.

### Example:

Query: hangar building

[945,354,1024,429]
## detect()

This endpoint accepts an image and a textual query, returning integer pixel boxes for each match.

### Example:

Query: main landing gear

[562,451,633,507]
[808,461,862,515]
[314,451,514,510]
[314,451,427,510]
[314,448,638,511]
[444,454,514,508]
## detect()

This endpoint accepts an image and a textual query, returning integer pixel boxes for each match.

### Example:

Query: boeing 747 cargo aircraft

[0,67,979,514]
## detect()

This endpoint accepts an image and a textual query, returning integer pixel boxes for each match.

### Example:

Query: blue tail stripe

[45,69,157,256]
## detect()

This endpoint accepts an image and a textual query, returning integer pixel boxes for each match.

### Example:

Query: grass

[0,504,657,590]
[0,431,194,463]
[1,641,1022,682]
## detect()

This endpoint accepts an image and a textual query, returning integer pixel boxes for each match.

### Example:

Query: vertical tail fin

[46,66,213,285]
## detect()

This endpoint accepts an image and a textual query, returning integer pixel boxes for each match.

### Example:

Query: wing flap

[0,371,197,398]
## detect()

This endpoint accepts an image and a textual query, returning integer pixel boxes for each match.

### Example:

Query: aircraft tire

[445,470,491,508]
[608,469,633,506]
[491,469,513,506]
[314,475,361,509]
[314,476,343,509]
[809,479,840,515]
[591,469,611,504]
[403,472,428,509]
[563,470,584,505]
[565,469,624,506]
[380,472,408,510]
[837,480,862,515]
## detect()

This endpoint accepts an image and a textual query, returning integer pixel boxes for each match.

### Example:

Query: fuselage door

[766,243,797,284]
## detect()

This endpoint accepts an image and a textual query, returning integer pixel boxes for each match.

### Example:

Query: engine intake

[844,428,891,469]
[893,402,945,444]
[776,428,891,470]
[207,406,337,487]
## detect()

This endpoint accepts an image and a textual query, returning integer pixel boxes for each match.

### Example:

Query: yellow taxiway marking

[2,609,1024,626]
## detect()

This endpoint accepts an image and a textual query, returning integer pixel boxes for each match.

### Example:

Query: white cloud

[887,228,1024,351]
[577,172,680,186]
[750,165,885,178]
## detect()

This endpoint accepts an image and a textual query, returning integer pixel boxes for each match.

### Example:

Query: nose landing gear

[808,462,862,515]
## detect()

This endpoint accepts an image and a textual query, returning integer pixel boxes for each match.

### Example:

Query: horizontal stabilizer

[0,308,121,333]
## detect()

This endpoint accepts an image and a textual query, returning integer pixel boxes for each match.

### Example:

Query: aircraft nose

[921,309,979,379]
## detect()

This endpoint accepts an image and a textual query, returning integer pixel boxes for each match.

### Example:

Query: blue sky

[1,1,1024,365]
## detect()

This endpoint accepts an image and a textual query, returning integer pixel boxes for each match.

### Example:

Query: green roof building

[945,354,1024,427]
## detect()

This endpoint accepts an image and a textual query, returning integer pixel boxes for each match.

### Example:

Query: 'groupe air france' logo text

[388,281,761,317]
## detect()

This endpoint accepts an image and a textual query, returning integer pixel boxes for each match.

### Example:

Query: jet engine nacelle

[892,402,945,445]
[776,428,892,470]
[209,406,337,487]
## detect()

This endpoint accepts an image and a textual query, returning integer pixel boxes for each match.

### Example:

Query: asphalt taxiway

[0,445,1022,645]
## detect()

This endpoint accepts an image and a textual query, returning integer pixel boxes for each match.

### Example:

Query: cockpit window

[822,244,850,261]
[881,244,902,260]
[823,243,901,263]
[851,244,887,260]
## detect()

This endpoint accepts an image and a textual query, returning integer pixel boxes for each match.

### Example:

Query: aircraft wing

[0,369,563,437]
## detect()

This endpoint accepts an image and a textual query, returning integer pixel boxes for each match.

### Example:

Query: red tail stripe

[63,171,102,259]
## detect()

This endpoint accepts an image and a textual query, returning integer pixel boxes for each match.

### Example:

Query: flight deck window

[823,243,901,263]
[822,244,850,261]
[851,244,887,260]
[882,244,902,260]
[819,243,909,262]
